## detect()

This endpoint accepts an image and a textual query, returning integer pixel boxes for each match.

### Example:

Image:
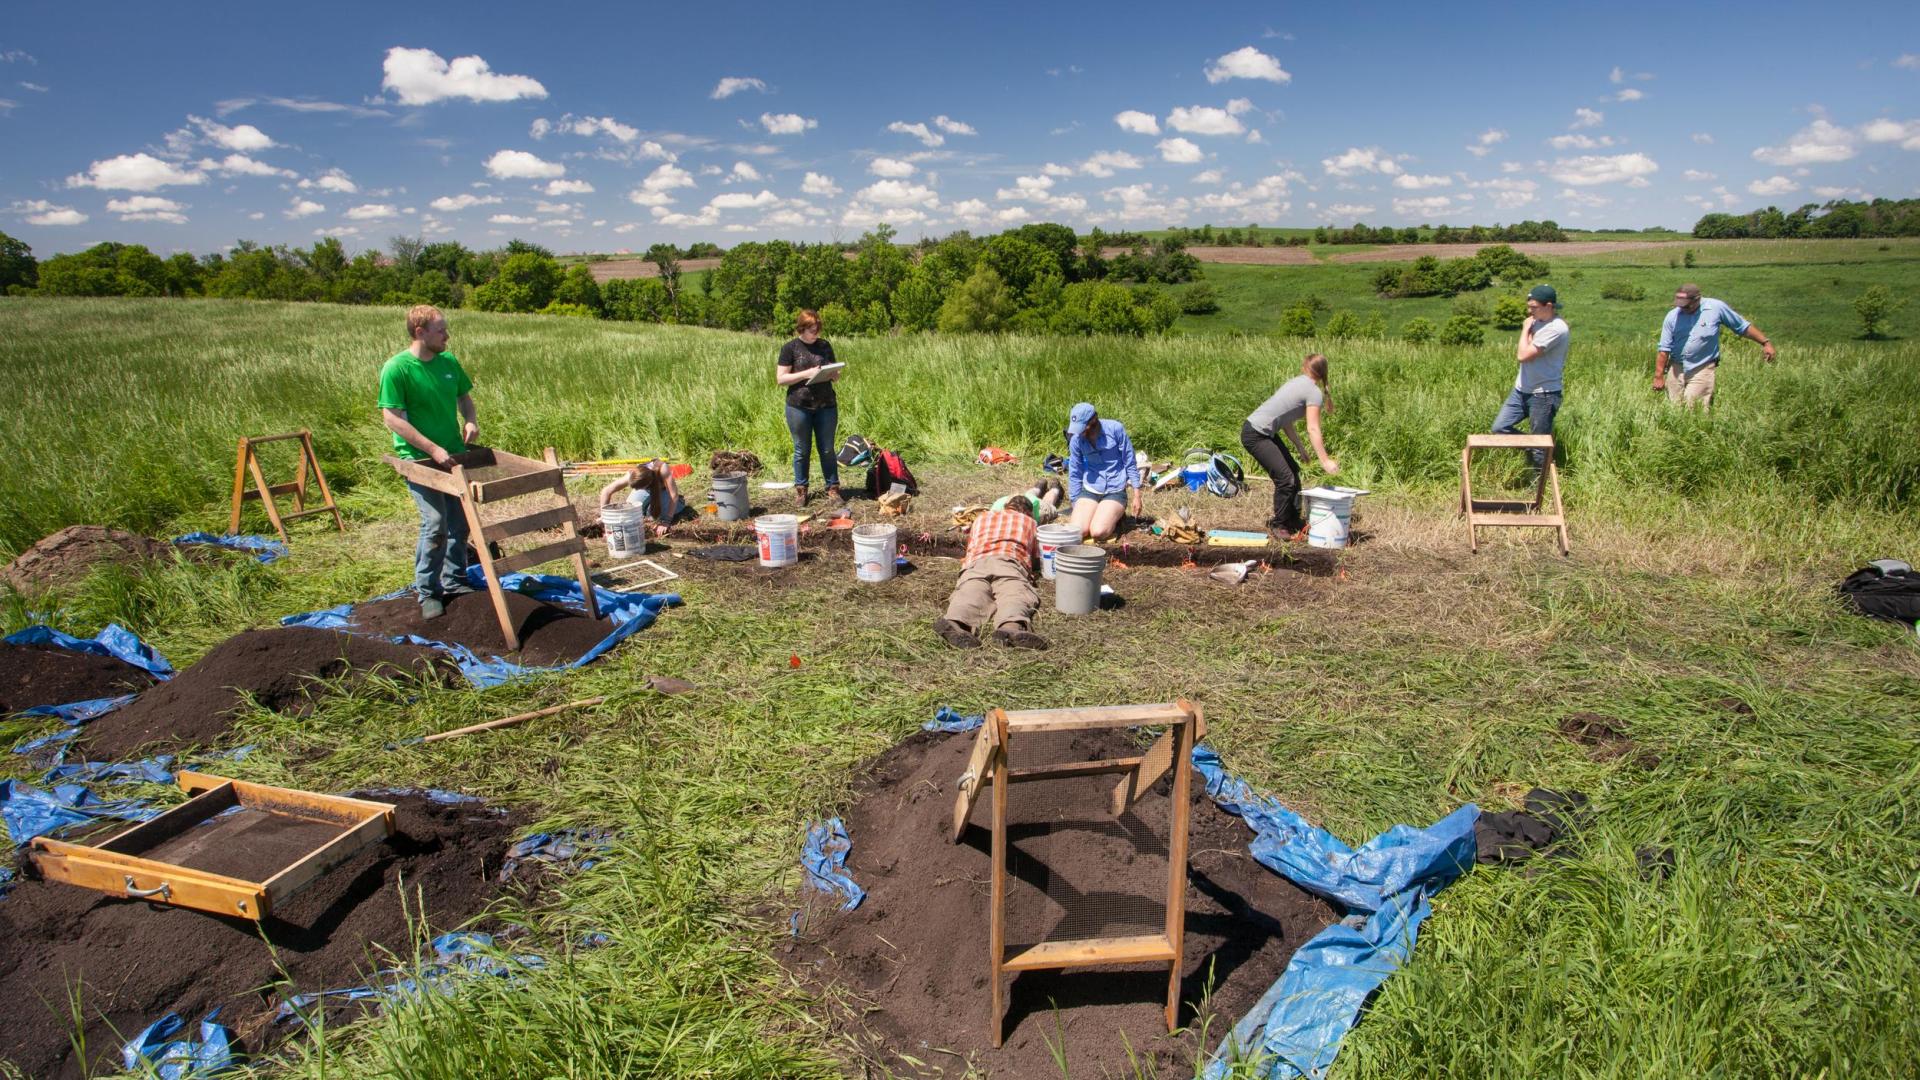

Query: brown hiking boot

[794,484,810,506]
[933,618,981,649]
[993,628,1050,651]
[826,484,844,504]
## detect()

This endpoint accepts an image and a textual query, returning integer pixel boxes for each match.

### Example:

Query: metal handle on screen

[123,876,172,901]
[958,770,978,792]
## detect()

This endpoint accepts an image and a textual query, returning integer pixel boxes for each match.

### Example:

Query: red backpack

[865,447,919,497]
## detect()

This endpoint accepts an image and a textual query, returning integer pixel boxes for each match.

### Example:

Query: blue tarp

[173,532,288,564]
[281,568,680,688]
[1193,745,1478,1080]
[4,623,173,726]
[274,931,549,1027]
[122,1009,234,1079]
[500,828,614,881]
[922,705,985,733]
[43,755,175,786]
[0,778,161,845]
[802,817,866,911]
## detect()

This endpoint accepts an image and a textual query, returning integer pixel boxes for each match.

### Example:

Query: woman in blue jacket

[1063,402,1142,540]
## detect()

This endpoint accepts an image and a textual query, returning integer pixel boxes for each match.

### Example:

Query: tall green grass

[1,297,1915,554]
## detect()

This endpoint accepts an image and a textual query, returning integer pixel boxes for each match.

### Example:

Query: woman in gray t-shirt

[1239,353,1340,536]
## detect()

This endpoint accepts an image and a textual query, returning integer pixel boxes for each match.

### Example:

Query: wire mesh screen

[1001,727,1174,951]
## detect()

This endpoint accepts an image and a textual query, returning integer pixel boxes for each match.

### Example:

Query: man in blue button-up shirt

[1655,284,1775,409]
[1064,402,1143,540]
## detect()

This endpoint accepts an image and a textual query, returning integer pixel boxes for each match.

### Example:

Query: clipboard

[804,362,845,385]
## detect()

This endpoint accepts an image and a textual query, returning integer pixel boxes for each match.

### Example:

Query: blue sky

[3,0,1916,255]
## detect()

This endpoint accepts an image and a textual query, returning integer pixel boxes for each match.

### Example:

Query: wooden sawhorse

[1460,434,1569,555]
[229,430,344,543]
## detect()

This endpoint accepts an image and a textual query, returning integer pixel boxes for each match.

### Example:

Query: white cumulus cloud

[933,115,977,135]
[1747,175,1800,196]
[887,120,941,147]
[202,153,296,178]
[1614,88,1645,102]
[107,195,188,223]
[1168,104,1246,136]
[855,180,940,207]
[1548,134,1620,150]
[1204,45,1291,84]
[1752,119,1857,165]
[545,179,593,195]
[1682,169,1716,182]
[1466,128,1508,157]
[1158,137,1204,163]
[1571,108,1604,129]
[1392,173,1451,190]
[489,214,537,225]
[728,161,763,182]
[709,190,779,210]
[191,115,274,151]
[346,203,399,220]
[1114,110,1160,135]
[1549,152,1658,186]
[382,47,547,105]
[285,197,325,219]
[1321,146,1400,177]
[534,114,639,143]
[868,157,916,178]
[1393,195,1455,217]
[1860,117,1920,150]
[762,112,818,135]
[801,172,841,197]
[300,168,358,194]
[429,193,502,211]
[1079,150,1145,178]
[66,152,205,191]
[13,199,87,226]
[484,149,565,179]
[711,76,767,99]
[1192,169,1223,184]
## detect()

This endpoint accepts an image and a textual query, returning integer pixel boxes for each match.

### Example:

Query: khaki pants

[942,554,1037,635]
[1666,364,1716,409]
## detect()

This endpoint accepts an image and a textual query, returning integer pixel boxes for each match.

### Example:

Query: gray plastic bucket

[1052,544,1107,615]
[711,472,749,522]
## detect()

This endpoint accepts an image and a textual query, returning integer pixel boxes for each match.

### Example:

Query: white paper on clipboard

[804,362,845,385]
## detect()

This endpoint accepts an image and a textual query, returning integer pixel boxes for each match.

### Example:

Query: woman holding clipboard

[774,309,845,505]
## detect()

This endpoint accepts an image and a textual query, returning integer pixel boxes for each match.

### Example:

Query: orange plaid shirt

[963,509,1037,570]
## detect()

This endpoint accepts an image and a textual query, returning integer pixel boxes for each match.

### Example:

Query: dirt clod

[0,792,527,1080]
[1558,711,1636,761]
[0,643,158,715]
[785,729,1336,1078]
[2,526,179,594]
[73,627,456,761]
[347,589,614,667]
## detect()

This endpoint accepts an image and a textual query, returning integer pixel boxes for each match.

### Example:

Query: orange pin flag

[789,654,802,669]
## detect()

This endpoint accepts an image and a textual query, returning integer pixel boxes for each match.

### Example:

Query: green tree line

[1691,197,1920,239]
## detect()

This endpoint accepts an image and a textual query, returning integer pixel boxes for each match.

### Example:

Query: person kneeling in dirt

[1064,403,1143,541]
[934,496,1048,651]
[379,304,479,621]
[597,459,684,538]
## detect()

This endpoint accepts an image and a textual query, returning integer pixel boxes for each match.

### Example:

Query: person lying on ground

[934,495,1048,651]
[1063,402,1143,541]
[597,458,685,538]
[1653,283,1774,410]
[379,304,479,621]
[775,308,843,506]
[1240,352,1340,540]
[1492,284,1569,475]
[991,477,1066,524]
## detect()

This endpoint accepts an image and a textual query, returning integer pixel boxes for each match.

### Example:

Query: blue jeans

[785,404,840,488]
[1492,388,1562,470]
[629,487,685,523]
[407,481,471,597]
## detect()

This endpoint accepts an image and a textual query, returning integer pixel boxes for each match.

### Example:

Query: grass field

[2,275,1917,1078]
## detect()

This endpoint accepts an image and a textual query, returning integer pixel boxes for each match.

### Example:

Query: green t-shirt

[990,495,1040,521]
[378,350,472,460]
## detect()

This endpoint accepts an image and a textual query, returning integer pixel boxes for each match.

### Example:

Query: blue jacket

[1067,420,1141,502]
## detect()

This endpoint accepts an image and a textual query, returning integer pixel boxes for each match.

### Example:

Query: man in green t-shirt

[379,304,479,619]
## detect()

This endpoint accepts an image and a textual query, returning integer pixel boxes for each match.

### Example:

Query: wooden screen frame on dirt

[28,771,395,922]
[1459,434,1570,555]
[384,446,601,651]
[949,700,1207,1047]
[228,429,344,544]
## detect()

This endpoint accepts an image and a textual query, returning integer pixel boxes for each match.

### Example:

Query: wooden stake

[411,695,606,745]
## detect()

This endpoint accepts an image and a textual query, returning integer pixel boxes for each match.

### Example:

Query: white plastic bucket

[754,514,800,568]
[1036,522,1083,580]
[1300,487,1362,549]
[711,472,749,522]
[601,503,648,559]
[852,523,898,582]
[1053,544,1108,615]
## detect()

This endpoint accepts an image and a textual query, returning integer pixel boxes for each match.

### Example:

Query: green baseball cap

[1528,284,1558,304]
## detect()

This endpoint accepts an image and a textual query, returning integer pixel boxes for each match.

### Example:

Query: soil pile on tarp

[3,526,179,594]
[785,729,1336,1078]
[0,792,526,1079]
[0,644,158,714]
[348,589,614,666]
[75,628,456,761]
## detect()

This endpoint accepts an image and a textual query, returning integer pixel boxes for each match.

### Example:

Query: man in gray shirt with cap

[1490,284,1568,472]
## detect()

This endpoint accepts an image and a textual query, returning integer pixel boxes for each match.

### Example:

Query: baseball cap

[1528,284,1558,305]
[1065,402,1096,438]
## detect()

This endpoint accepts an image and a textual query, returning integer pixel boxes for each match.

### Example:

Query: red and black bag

[865,447,919,497]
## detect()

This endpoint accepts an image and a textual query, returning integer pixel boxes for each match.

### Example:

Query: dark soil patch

[74,628,456,762]
[0,643,158,715]
[0,792,528,1079]
[1558,711,1634,761]
[784,729,1336,1078]
[139,808,357,882]
[347,589,614,667]
[2,526,181,594]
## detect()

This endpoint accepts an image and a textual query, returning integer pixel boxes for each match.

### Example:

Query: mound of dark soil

[3,526,179,594]
[348,589,614,666]
[74,628,456,761]
[0,643,158,714]
[784,729,1336,1078]
[0,792,528,1079]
